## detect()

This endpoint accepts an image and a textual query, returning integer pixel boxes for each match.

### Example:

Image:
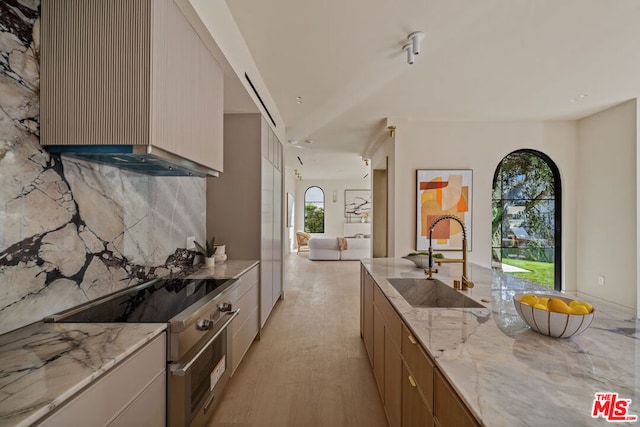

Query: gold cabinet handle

[408,334,417,344]
[408,375,417,387]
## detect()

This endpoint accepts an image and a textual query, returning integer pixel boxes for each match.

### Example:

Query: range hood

[47,145,219,178]
[40,0,224,178]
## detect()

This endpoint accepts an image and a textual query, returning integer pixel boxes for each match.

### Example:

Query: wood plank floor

[207,253,388,427]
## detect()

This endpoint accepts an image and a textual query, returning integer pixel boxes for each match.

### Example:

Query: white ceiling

[223,0,640,180]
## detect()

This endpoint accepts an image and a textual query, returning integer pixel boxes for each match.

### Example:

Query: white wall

[378,120,579,287]
[577,99,637,312]
[283,167,298,253]
[293,178,371,239]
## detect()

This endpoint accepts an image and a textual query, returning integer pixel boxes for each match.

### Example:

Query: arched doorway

[304,186,325,233]
[492,149,561,290]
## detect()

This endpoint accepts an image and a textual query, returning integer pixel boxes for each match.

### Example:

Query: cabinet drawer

[373,285,401,346]
[232,277,259,337]
[236,265,259,297]
[40,333,166,427]
[402,362,433,427]
[401,324,434,409]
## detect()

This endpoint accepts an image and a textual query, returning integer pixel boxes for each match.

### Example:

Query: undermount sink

[387,278,485,308]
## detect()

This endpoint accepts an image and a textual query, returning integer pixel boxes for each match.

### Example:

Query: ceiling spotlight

[305,139,313,145]
[288,139,299,145]
[403,43,414,65]
[296,96,303,104]
[408,31,425,55]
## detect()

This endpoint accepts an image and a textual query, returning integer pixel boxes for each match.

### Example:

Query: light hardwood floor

[208,253,388,427]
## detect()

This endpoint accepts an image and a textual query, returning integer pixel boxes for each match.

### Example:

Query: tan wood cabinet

[402,324,434,426]
[41,0,224,173]
[228,265,260,376]
[207,114,283,329]
[360,266,374,367]
[434,369,480,427]
[360,267,480,427]
[39,333,166,427]
[373,285,402,427]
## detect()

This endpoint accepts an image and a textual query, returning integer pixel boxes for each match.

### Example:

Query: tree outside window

[304,186,325,233]
[492,150,561,290]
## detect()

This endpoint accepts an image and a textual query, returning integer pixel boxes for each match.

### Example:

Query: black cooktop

[50,277,234,323]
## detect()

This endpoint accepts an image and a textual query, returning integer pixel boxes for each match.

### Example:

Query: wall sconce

[387,126,396,138]
[364,158,369,166]
[294,169,302,180]
[333,191,337,203]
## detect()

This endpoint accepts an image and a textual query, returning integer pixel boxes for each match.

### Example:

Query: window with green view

[492,149,561,290]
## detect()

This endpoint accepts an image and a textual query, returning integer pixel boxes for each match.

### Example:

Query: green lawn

[501,259,555,289]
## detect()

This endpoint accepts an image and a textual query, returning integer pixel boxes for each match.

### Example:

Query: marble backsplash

[0,0,207,335]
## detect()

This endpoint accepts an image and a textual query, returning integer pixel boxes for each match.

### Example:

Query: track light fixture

[402,31,425,64]
[403,43,414,65]
[408,31,425,55]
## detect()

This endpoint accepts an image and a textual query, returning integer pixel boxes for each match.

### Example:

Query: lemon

[569,300,581,308]
[571,305,589,315]
[520,294,539,306]
[533,303,548,311]
[576,301,594,313]
[538,297,549,306]
[547,298,572,314]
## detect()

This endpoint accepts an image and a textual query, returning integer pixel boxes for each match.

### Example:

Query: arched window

[304,186,325,233]
[492,150,561,290]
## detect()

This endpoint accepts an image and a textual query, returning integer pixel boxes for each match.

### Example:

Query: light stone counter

[0,322,166,427]
[362,258,640,426]
[185,259,259,280]
[0,259,258,427]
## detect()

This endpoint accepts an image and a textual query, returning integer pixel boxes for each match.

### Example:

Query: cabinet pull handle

[408,334,417,344]
[408,375,417,387]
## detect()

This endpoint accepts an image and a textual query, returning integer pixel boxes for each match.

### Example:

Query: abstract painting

[345,190,371,218]
[416,170,472,251]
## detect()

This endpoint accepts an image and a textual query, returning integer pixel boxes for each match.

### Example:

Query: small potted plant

[194,237,217,268]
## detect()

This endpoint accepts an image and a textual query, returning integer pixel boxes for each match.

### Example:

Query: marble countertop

[0,259,258,427]
[0,323,166,427]
[362,258,640,426]
[185,259,259,280]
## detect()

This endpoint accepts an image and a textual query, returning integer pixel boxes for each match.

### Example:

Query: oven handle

[169,309,240,376]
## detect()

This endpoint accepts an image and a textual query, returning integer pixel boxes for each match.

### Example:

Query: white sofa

[308,237,371,260]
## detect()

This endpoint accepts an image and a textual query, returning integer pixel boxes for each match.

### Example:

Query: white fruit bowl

[513,293,595,338]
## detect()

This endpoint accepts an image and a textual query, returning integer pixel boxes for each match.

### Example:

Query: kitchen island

[362,258,639,426]
[0,260,259,427]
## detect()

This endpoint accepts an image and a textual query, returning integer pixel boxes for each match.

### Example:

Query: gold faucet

[426,215,474,290]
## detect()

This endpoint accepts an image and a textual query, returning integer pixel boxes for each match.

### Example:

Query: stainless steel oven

[168,301,238,427]
[45,276,240,427]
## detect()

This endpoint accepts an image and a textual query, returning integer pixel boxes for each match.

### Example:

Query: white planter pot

[203,257,215,268]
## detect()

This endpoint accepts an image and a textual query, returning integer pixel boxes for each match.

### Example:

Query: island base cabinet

[361,266,374,367]
[434,369,480,427]
[402,363,433,427]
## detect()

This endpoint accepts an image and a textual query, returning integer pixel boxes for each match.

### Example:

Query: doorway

[372,159,388,257]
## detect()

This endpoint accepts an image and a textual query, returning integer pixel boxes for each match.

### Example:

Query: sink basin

[387,278,485,308]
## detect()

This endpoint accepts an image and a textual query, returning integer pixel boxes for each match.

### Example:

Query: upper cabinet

[40,0,224,175]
